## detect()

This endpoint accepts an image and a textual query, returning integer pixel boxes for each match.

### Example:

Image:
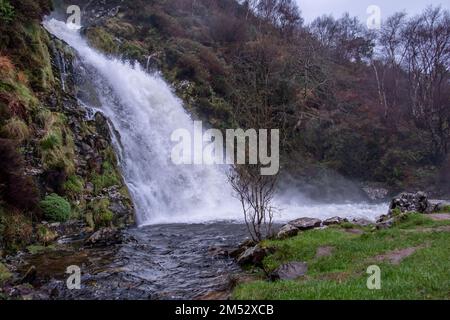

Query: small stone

[270,262,308,281]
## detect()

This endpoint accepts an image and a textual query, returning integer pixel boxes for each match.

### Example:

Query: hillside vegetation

[56,0,450,197]
[0,0,133,255]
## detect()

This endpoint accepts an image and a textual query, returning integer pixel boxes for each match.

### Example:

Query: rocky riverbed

[2,223,249,300]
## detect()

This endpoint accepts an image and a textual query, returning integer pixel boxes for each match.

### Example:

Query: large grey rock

[389,191,432,214]
[236,245,268,266]
[270,262,308,281]
[229,239,256,259]
[276,224,299,239]
[288,218,322,230]
[323,216,347,226]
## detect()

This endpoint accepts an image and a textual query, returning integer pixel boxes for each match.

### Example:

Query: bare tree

[228,164,277,242]
[402,6,450,159]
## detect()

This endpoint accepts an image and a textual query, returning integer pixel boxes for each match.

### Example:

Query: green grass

[233,213,450,300]
[0,262,12,285]
[437,205,450,213]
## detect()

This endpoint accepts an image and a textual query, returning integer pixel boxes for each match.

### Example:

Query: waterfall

[44,18,387,225]
[44,18,241,225]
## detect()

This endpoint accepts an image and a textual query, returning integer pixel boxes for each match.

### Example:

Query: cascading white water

[44,19,242,225]
[44,18,387,225]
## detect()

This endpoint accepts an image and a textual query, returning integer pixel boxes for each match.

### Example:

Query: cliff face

[0,0,134,255]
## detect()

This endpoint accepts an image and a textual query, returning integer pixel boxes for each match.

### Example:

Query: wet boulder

[229,239,256,259]
[276,224,299,239]
[85,228,122,247]
[270,262,308,281]
[236,245,269,266]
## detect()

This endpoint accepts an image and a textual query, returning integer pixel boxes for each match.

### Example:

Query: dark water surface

[18,223,248,300]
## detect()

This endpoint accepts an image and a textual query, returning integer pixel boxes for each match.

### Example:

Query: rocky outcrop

[288,218,322,230]
[389,191,432,215]
[323,216,347,226]
[376,191,432,229]
[270,262,308,281]
[276,224,299,239]
[236,245,270,267]
[276,217,322,240]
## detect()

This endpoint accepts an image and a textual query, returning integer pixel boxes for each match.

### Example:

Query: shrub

[40,131,62,150]
[0,261,12,284]
[0,55,14,77]
[0,0,15,23]
[1,209,33,251]
[1,117,30,142]
[39,194,71,222]
[0,138,39,211]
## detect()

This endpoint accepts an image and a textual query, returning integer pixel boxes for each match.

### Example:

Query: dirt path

[374,245,427,265]
[427,213,450,221]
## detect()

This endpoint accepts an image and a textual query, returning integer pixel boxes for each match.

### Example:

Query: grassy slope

[233,214,450,300]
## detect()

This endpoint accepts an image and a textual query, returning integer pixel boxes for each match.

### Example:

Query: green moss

[39,113,75,174]
[26,244,55,255]
[36,224,57,244]
[85,211,95,230]
[86,27,119,55]
[64,175,84,194]
[89,198,113,228]
[0,262,12,285]
[0,0,14,23]
[22,24,55,91]
[40,131,62,150]
[91,161,121,194]
[39,194,71,222]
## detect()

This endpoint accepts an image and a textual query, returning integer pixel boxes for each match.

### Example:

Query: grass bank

[233,213,450,300]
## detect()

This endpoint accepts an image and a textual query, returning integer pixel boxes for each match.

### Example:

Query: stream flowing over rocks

[6,223,248,300]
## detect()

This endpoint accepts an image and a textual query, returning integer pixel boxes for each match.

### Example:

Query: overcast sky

[297,0,450,23]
